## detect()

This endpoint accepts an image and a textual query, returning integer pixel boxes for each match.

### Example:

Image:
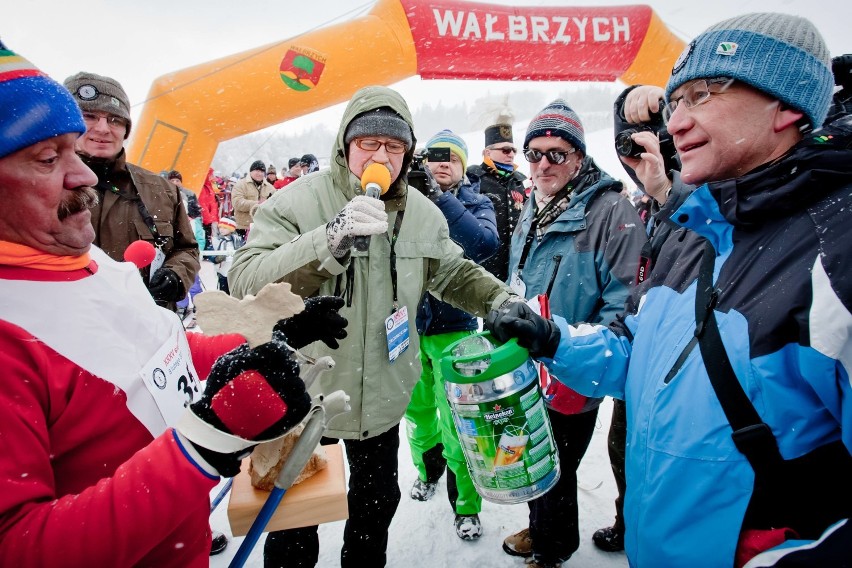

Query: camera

[613,97,676,169]
[408,147,451,197]
[410,147,451,172]
[615,125,657,159]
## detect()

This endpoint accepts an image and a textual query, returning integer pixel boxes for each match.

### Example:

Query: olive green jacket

[230,86,512,440]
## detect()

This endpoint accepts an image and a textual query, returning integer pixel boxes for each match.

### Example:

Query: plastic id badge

[385,306,410,363]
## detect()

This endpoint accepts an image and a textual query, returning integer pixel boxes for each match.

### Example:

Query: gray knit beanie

[344,107,412,149]
[63,71,132,138]
[524,99,586,154]
[666,13,833,129]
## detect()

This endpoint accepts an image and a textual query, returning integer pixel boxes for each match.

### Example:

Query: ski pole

[228,391,349,568]
[210,478,233,513]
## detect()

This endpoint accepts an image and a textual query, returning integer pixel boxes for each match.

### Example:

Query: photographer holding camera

[593,83,702,554]
[404,130,498,541]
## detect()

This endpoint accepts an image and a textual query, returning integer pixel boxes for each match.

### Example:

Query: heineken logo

[279,47,327,92]
[484,407,515,421]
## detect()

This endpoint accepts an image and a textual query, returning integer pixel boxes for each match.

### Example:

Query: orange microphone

[360,163,391,199]
[354,164,392,251]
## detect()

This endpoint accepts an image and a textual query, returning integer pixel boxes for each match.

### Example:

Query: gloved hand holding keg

[484,301,561,359]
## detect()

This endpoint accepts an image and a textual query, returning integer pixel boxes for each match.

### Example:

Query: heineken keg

[441,332,560,504]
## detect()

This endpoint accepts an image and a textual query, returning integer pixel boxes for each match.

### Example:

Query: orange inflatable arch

[127,0,685,189]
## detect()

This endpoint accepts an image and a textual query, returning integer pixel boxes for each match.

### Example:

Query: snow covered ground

[207,385,628,568]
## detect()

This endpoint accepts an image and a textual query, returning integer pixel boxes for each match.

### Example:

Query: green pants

[405,331,482,515]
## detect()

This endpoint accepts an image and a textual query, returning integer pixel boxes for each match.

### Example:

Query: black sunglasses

[523,147,576,165]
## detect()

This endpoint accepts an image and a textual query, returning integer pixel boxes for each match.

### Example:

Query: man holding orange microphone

[229,86,518,568]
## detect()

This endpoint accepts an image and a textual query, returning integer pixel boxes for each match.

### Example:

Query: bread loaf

[249,424,329,491]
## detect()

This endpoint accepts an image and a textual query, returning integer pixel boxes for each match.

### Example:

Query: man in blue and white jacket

[486,12,852,568]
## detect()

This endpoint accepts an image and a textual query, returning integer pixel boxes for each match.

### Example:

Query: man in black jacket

[466,123,526,282]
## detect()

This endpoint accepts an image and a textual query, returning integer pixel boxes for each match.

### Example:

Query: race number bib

[140,326,201,426]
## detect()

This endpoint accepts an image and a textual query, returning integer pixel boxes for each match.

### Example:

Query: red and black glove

[274,295,348,349]
[176,331,311,477]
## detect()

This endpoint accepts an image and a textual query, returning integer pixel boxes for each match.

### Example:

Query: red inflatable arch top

[128,0,685,189]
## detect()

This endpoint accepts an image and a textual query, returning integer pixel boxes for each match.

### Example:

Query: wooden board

[227,444,348,536]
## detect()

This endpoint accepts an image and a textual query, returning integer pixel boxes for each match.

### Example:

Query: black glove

[148,267,184,303]
[274,295,348,349]
[485,301,561,359]
[176,331,311,477]
[408,161,442,202]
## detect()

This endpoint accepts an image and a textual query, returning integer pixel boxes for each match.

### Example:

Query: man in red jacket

[0,41,347,567]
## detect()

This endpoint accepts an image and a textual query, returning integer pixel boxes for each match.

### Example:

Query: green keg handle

[440,332,531,384]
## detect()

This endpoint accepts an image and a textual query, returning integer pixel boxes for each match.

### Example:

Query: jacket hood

[330,86,417,201]
[707,117,852,228]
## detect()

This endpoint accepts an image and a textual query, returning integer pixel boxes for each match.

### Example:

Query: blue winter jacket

[509,157,646,413]
[416,172,499,335]
[540,125,852,566]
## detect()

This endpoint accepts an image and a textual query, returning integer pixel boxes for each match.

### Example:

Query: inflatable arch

[127,0,685,189]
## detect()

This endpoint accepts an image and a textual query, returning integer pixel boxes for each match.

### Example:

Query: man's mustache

[58,186,99,221]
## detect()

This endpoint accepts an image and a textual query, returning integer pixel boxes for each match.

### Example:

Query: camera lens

[615,131,642,158]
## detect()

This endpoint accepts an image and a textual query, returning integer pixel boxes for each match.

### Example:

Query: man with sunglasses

[497,99,646,568]
[486,13,852,567]
[467,122,527,283]
[229,86,517,568]
[64,72,200,313]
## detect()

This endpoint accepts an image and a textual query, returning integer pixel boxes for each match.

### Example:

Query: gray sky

[5,0,849,136]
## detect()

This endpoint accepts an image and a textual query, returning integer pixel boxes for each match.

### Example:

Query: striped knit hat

[0,39,86,159]
[524,99,586,155]
[426,129,468,171]
[666,13,833,129]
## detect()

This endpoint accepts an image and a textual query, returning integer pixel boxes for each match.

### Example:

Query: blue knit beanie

[426,129,468,171]
[524,99,586,155]
[666,13,833,129]
[0,40,85,159]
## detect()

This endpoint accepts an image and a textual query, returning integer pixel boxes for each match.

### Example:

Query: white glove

[326,195,388,259]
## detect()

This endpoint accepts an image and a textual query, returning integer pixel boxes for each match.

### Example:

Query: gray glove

[326,196,388,259]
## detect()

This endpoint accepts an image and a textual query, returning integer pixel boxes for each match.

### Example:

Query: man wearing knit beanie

[0,40,321,566]
[63,70,199,312]
[468,120,527,283]
[229,86,516,567]
[497,98,646,568]
[232,159,274,236]
[486,13,852,568]
[404,128,497,540]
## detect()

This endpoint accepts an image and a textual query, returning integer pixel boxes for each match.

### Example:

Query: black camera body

[613,95,677,170]
[410,146,451,172]
[408,147,450,197]
[615,125,658,158]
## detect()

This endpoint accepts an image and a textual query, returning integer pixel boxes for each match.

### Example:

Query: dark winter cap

[288,157,300,168]
[250,160,266,173]
[524,99,586,155]
[666,13,833,129]
[344,107,412,149]
[167,170,182,181]
[300,153,319,173]
[0,39,86,159]
[63,71,132,138]
[484,123,514,147]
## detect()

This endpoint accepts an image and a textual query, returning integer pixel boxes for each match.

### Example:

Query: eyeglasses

[488,146,517,155]
[82,112,128,130]
[662,77,734,123]
[523,147,576,165]
[354,138,408,154]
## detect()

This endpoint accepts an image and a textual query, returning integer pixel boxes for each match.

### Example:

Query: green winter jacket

[229,86,512,440]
